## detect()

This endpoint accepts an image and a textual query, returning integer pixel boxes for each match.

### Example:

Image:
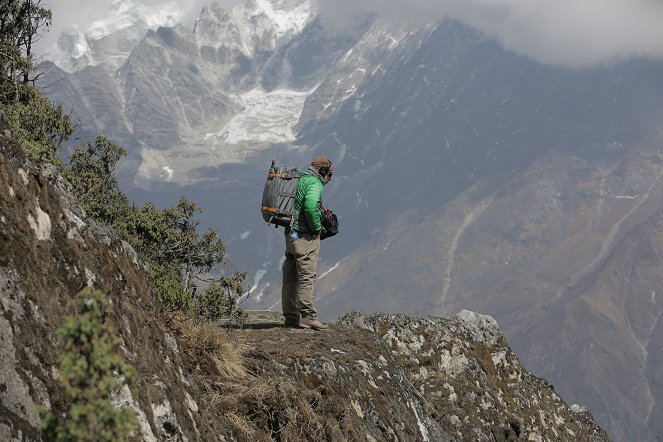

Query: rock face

[0,122,609,440]
[0,118,193,441]
[337,311,609,441]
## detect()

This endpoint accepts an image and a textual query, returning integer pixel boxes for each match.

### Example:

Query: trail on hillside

[440,195,494,304]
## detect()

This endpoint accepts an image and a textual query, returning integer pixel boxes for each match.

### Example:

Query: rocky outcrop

[338,311,608,441]
[231,310,610,441]
[0,122,609,440]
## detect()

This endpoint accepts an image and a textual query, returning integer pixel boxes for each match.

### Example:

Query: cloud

[36,0,236,53]
[317,0,663,68]
[37,0,663,68]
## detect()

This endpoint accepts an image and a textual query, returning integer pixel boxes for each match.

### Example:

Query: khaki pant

[281,231,320,321]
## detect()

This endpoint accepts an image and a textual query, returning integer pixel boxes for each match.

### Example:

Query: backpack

[261,160,300,228]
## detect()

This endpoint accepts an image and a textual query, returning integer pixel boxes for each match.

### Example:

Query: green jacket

[293,169,324,233]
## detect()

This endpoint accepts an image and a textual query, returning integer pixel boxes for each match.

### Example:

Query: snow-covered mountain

[42,0,360,188]
[196,0,314,54]
[38,1,663,441]
[51,0,187,72]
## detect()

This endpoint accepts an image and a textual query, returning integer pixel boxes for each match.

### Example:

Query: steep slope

[0,121,610,441]
[512,210,663,442]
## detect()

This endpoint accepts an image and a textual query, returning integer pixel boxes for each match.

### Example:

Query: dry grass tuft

[171,315,246,378]
[226,412,257,439]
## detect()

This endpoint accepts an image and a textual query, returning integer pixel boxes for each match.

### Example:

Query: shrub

[67,134,129,225]
[149,261,192,313]
[120,197,247,320]
[40,288,138,441]
[67,138,247,320]
[2,84,73,166]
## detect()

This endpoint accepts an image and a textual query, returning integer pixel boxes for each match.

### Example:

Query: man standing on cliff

[282,156,334,330]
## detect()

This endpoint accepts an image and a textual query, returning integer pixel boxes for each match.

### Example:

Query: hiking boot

[283,318,310,329]
[300,316,329,330]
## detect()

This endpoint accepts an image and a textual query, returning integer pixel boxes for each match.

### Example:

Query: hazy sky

[40,0,663,68]
[37,0,232,50]
[319,0,663,67]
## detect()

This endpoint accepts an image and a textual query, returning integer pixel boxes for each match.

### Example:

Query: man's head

[311,156,334,183]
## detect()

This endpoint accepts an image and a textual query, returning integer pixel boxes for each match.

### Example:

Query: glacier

[210,87,316,144]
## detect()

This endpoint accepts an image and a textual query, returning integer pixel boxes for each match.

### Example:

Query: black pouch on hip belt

[320,208,339,240]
